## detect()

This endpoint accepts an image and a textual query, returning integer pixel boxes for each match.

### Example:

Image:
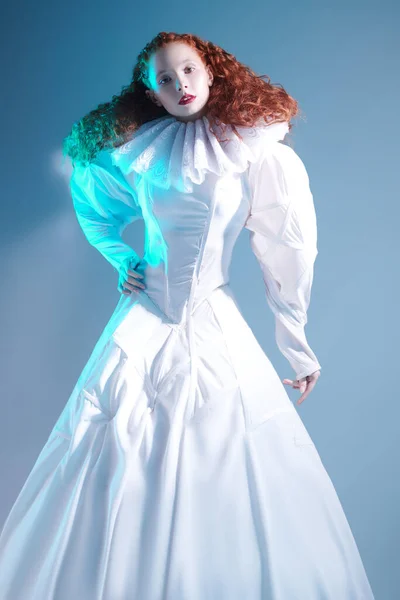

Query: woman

[0,31,375,599]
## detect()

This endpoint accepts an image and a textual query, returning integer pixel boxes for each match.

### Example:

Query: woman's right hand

[118,256,146,295]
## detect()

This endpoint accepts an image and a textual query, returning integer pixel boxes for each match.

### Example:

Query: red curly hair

[63,31,301,166]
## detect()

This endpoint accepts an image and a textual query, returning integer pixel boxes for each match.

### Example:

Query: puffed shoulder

[249,141,311,190]
[70,149,139,214]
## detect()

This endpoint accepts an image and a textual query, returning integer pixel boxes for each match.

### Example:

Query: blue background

[1,1,398,597]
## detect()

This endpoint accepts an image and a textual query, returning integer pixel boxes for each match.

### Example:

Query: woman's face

[146,42,213,123]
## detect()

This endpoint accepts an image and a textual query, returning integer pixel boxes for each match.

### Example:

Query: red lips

[178,95,196,105]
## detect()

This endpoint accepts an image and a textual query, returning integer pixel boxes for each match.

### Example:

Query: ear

[206,66,214,86]
[145,89,162,107]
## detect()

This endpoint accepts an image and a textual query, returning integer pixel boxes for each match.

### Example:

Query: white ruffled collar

[111,114,289,193]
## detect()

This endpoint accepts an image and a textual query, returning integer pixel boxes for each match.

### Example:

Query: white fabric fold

[245,141,322,379]
[111,115,289,192]
[70,150,143,274]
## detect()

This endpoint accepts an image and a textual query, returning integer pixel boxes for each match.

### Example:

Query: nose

[175,74,187,92]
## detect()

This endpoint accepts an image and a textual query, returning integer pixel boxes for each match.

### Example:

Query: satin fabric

[0,115,374,599]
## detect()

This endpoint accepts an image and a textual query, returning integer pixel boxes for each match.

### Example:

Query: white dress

[0,116,375,599]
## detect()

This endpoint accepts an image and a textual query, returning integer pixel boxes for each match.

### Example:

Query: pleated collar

[111,114,289,193]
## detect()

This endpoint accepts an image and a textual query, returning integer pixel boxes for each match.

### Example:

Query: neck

[175,107,209,123]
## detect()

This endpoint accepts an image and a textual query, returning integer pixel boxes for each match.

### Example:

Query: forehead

[149,43,201,75]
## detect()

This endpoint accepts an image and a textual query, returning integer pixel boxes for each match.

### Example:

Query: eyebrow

[156,60,195,78]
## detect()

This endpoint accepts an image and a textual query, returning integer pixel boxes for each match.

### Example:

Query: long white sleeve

[245,141,322,380]
[70,150,143,274]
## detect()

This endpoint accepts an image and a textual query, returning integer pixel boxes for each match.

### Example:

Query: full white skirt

[0,286,375,599]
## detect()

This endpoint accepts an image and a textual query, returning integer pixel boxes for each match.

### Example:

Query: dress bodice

[69,114,322,379]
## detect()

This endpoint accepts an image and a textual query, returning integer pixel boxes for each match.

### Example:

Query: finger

[128,270,144,279]
[124,280,145,291]
[118,281,136,294]
[287,378,304,389]
[127,275,146,287]
[297,382,309,404]
[297,392,309,405]
[118,286,131,295]
[306,378,317,394]
[125,282,143,293]
[297,379,317,405]
[298,380,307,390]
[282,378,303,390]
[297,386,312,404]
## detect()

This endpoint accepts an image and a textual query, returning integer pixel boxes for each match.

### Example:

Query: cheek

[192,71,209,93]
[157,88,175,105]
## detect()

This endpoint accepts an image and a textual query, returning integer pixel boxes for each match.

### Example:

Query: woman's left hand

[282,370,321,405]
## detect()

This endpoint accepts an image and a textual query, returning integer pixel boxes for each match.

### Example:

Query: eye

[159,66,195,85]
